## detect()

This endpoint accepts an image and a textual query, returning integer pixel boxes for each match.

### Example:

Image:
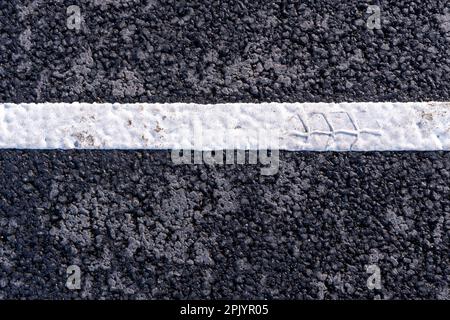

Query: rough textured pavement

[2,0,450,103]
[0,1,449,300]
[0,151,449,299]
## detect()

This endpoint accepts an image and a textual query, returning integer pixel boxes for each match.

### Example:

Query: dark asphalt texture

[0,1,449,300]
[0,151,449,299]
[2,0,450,103]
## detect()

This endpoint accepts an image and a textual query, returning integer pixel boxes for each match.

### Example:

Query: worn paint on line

[0,102,449,151]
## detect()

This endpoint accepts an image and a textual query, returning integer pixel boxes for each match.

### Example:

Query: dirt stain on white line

[0,102,448,151]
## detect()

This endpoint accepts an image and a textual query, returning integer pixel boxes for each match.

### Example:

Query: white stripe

[0,102,449,150]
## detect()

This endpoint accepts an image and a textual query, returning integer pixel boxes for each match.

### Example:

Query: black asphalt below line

[2,0,450,103]
[0,151,449,299]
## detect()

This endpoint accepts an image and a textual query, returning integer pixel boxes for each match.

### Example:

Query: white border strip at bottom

[0,102,449,151]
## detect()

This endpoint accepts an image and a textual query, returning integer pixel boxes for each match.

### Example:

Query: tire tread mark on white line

[289,111,382,150]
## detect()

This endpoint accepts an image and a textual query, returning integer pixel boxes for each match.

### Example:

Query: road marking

[0,102,449,150]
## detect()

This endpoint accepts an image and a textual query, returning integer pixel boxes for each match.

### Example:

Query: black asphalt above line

[0,151,449,299]
[2,0,450,103]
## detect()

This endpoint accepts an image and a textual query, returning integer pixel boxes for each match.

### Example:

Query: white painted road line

[0,102,449,150]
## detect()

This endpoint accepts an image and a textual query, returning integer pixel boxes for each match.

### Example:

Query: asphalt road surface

[3,0,450,103]
[0,0,449,299]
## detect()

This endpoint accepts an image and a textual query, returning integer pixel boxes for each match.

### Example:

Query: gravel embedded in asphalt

[0,151,449,299]
[2,0,450,103]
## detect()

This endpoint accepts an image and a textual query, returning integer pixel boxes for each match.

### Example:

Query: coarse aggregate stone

[0,151,448,299]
